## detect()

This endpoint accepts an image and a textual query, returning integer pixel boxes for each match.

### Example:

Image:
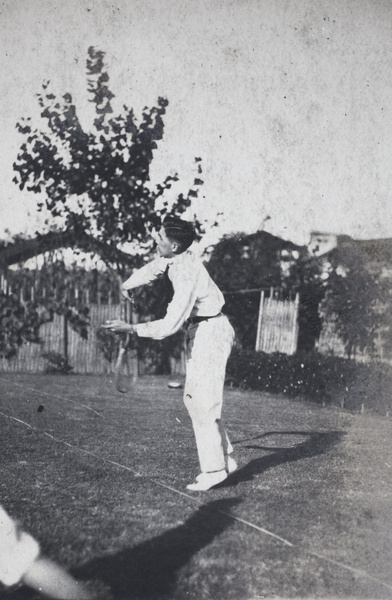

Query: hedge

[226,348,392,417]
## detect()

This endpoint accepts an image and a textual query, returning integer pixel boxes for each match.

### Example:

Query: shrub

[42,351,73,374]
[226,348,392,416]
[96,327,120,364]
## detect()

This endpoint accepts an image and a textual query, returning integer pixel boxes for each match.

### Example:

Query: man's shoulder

[173,250,201,267]
[145,255,171,271]
[170,251,202,275]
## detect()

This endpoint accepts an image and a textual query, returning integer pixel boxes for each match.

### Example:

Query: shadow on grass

[73,497,240,599]
[3,499,241,600]
[221,430,346,488]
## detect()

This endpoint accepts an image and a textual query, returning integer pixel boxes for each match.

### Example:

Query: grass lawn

[0,373,392,600]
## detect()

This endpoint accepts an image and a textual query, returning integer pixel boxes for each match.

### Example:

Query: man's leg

[217,420,238,474]
[184,317,235,489]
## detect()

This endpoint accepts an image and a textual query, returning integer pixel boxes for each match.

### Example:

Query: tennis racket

[114,296,134,393]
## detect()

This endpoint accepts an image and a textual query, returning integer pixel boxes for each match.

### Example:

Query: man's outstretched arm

[122,256,169,291]
[106,261,199,340]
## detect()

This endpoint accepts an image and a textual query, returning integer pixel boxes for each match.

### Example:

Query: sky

[1,0,392,248]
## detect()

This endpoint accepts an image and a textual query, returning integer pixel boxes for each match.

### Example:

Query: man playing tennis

[105,216,237,491]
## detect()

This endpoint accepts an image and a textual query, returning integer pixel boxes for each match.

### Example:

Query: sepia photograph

[0,1,391,599]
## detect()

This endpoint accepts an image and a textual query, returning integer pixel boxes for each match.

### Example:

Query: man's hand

[103,320,135,334]
[120,286,134,302]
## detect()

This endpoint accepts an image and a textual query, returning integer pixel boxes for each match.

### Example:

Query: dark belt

[186,312,222,326]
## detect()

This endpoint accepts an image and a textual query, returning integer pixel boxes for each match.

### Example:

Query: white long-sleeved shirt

[122,250,225,339]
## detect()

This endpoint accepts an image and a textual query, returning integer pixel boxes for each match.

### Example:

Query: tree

[0,258,91,362]
[12,47,204,274]
[2,47,204,360]
[284,240,389,359]
[320,245,387,359]
[206,230,301,348]
[281,248,324,352]
[0,292,43,359]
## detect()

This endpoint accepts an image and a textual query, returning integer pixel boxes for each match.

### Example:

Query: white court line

[309,550,392,592]
[1,406,392,593]
[0,376,103,417]
[1,409,291,546]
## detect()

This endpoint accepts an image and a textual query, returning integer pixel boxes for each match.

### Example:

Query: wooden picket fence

[1,265,301,373]
[0,294,301,374]
[0,304,186,375]
[255,291,299,355]
[0,305,118,374]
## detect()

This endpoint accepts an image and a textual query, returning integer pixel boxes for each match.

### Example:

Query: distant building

[308,231,352,256]
[309,231,392,280]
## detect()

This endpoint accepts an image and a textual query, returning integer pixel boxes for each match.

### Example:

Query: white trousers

[183,315,235,473]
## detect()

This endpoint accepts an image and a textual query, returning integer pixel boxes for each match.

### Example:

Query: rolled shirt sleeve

[122,256,169,290]
[133,257,199,339]
[122,250,225,341]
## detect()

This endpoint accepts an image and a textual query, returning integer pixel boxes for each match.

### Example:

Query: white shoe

[195,457,238,481]
[187,470,227,491]
[227,456,238,474]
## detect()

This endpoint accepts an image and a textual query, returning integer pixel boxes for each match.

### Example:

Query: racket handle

[119,296,128,321]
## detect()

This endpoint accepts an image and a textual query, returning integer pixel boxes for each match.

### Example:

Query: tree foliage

[283,243,389,357]
[281,249,324,352]
[3,46,204,360]
[206,231,287,292]
[320,245,387,358]
[0,293,44,359]
[12,46,203,273]
[206,231,301,348]
[0,259,93,360]
[207,230,387,358]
